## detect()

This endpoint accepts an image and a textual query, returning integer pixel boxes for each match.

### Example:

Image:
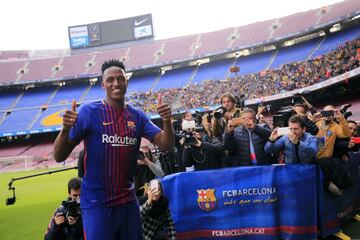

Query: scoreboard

[68,14,154,49]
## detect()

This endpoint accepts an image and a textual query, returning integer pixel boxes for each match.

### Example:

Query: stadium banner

[161,165,318,239]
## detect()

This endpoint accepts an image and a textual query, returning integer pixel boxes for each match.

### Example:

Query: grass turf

[0,168,78,240]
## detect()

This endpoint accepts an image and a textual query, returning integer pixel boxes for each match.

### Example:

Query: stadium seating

[0,109,40,132]
[127,72,159,93]
[270,38,323,68]
[157,35,198,64]
[20,58,60,82]
[0,61,25,84]
[49,83,86,105]
[15,86,57,108]
[236,51,274,75]
[54,54,92,79]
[87,48,128,74]
[192,58,235,84]
[153,66,195,91]
[317,0,359,26]
[310,24,360,57]
[272,9,319,39]
[0,89,21,110]
[194,28,236,57]
[232,19,274,48]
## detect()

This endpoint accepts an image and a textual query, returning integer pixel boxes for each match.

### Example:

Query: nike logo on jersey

[134,18,149,26]
[103,121,113,126]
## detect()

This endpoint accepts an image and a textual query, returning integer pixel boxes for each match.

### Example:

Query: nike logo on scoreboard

[134,18,149,26]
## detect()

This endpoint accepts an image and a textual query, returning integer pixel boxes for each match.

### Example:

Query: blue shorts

[82,201,142,240]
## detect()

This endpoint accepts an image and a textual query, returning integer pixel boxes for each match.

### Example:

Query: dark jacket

[183,137,224,171]
[224,125,273,166]
[303,115,319,135]
[44,205,83,240]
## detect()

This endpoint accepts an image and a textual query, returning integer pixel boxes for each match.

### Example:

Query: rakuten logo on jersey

[102,134,138,147]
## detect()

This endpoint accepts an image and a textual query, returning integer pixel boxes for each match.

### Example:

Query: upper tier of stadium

[0,0,359,85]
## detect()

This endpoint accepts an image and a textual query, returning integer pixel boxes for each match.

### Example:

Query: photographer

[211,93,241,139]
[224,108,273,166]
[44,177,83,240]
[292,103,319,135]
[265,115,318,164]
[315,105,352,195]
[182,126,224,171]
[139,180,176,240]
[135,145,164,197]
[333,120,360,160]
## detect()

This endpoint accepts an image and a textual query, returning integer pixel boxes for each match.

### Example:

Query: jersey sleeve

[69,104,90,145]
[141,112,161,142]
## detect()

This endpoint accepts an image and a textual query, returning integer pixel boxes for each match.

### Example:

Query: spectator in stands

[265,115,318,164]
[139,180,176,240]
[44,177,83,240]
[135,145,164,197]
[53,59,175,240]
[224,108,273,166]
[211,93,241,139]
[182,127,224,171]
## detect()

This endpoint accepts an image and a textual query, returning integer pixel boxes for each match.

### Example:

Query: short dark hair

[68,177,82,193]
[288,115,306,128]
[101,59,125,75]
[347,120,357,126]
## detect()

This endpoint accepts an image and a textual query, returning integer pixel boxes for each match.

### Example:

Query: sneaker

[328,182,343,196]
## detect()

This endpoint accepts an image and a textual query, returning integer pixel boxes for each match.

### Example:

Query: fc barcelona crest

[197,189,217,212]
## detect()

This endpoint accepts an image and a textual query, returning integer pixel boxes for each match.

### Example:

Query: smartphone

[277,127,290,136]
[320,110,334,117]
[150,179,159,192]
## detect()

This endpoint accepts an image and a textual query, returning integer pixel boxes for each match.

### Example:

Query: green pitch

[0,168,78,240]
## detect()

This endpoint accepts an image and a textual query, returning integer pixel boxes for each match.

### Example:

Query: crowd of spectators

[126,38,360,114]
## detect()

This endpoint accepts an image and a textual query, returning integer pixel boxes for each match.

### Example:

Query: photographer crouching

[44,177,83,240]
[182,119,224,171]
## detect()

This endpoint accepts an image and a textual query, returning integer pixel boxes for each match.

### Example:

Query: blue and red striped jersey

[69,100,161,208]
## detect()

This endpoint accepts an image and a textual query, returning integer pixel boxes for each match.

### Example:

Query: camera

[340,103,352,119]
[137,151,151,160]
[62,199,81,219]
[213,107,226,119]
[181,132,197,145]
[272,106,295,127]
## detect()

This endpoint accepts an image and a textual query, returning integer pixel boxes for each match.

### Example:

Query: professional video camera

[213,106,226,120]
[272,106,295,127]
[340,103,352,119]
[62,199,81,219]
[180,117,205,146]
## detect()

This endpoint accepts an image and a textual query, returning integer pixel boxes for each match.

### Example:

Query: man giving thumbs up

[53,59,174,240]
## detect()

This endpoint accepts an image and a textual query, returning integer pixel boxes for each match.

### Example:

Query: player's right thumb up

[72,100,77,112]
